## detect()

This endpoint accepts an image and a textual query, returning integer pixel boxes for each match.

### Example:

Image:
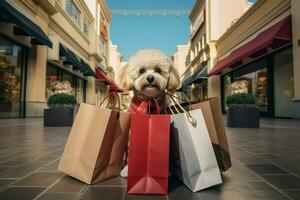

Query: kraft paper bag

[170,108,222,192]
[58,103,131,184]
[187,98,231,172]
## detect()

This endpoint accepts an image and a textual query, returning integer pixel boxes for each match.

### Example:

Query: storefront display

[221,46,300,118]
[222,59,269,114]
[0,36,26,118]
[46,64,86,103]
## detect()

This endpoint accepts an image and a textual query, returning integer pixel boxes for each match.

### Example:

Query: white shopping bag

[170,108,222,192]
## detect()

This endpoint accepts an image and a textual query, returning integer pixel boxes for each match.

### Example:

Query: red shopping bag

[127,101,170,194]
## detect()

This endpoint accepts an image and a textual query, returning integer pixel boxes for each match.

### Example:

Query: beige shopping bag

[58,101,131,184]
[187,98,231,172]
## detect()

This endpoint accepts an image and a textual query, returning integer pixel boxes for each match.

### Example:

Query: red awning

[209,16,292,76]
[95,67,127,93]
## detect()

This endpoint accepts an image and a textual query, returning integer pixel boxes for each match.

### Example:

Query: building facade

[108,41,122,81]
[172,43,190,79]
[0,0,111,118]
[182,0,252,102]
[209,0,300,118]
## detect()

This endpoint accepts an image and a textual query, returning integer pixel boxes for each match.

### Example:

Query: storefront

[0,0,52,118]
[221,46,295,117]
[46,43,97,104]
[210,2,300,118]
[46,63,87,103]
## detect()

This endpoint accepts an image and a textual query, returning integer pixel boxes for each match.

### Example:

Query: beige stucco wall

[208,0,251,41]
[291,0,300,100]
[108,41,122,81]
[173,44,190,79]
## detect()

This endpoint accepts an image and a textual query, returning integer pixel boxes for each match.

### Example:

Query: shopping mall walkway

[0,118,299,200]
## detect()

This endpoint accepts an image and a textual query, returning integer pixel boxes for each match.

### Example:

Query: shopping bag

[58,93,131,184]
[187,98,231,172]
[169,96,222,192]
[127,100,170,194]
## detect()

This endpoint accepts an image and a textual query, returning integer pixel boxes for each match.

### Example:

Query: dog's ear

[167,63,181,91]
[118,63,134,90]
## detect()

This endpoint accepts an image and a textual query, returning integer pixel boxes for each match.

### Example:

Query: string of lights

[110,10,191,17]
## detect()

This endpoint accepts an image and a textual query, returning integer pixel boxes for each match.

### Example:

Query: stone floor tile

[36,192,78,200]
[245,164,290,175]
[282,190,300,200]
[92,176,127,187]
[13,172,63,187]
[0,186,46,200]
[232,181,288,199]
[47,176,86,193]
[81,187,125,200]
[261,175,300,190]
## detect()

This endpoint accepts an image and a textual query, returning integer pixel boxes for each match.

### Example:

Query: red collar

[128,95,166,114]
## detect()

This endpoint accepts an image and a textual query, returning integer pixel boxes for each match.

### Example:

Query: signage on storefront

[191,9,205,38]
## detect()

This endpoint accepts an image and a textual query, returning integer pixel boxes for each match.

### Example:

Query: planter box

[227,105,260,128]
[44,107,74,127]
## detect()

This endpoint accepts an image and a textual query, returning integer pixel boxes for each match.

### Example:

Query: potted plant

[226,93,260,128]
[44,93,77,127]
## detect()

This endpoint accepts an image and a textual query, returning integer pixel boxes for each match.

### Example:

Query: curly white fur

[119,49,181,99]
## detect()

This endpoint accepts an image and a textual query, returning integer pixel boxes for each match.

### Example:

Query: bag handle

[167,92,192,111]
[99,92,121,111]
[167,93,197,127]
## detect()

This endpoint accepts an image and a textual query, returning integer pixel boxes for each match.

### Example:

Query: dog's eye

[139,68,145,74]
[155,67,161,73]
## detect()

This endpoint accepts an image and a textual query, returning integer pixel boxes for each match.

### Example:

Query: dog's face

[119,49,181,99]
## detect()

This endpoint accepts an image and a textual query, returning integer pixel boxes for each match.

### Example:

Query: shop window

[46,64,86,103]
[222,59,268,112]
[0,36,26,118]
[66,0,81,25]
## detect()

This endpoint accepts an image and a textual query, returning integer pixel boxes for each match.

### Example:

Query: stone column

[25,15,49,117]
[26,45,47,117]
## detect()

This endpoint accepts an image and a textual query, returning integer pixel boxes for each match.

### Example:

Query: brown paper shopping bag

[186,98,231,172]
[58,94,130,184]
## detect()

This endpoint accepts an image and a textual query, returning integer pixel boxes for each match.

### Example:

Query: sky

[106,0,196,61]
[107,0,257,61]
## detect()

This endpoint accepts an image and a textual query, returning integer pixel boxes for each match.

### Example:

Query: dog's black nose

[146,75,155,83]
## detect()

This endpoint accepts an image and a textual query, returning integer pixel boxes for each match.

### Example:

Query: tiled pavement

[0,118,299,200]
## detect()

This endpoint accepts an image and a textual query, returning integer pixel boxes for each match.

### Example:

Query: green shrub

[226,93,256,105]
[47,93,77,108]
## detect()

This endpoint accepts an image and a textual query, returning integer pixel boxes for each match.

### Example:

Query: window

[190,50,194,61]
[202,34,206,47]
[66,0,81,25]
[83,17,89,36]
[46,64,86,103]
[222,59,268,112]
[99,37,107,57]
[0,36,26,118]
